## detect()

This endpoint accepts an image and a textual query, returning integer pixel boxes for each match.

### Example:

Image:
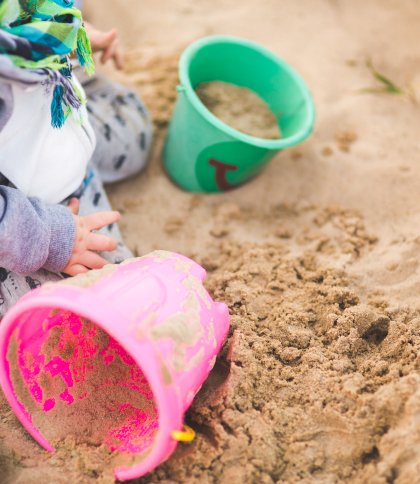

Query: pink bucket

[0,251,229,480]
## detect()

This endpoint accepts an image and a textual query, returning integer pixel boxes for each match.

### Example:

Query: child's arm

[0,186,119,276]
[0,185,76,274]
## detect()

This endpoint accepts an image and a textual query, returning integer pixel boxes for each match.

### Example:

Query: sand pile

[141,242,420,483]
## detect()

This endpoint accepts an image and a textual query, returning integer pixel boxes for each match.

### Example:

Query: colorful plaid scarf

[0,0,94,127]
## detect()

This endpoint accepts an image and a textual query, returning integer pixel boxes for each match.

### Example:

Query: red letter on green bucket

[208,159,238,191]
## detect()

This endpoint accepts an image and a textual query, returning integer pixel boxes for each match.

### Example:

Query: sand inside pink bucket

[7,310,158,469]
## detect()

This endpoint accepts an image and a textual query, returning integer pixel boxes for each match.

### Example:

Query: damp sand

[195,81,281,139]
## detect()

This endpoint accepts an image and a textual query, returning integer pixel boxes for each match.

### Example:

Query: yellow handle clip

[171,424,196,442]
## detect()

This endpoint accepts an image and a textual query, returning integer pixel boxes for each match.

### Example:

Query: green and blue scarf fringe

[0,0,95,128]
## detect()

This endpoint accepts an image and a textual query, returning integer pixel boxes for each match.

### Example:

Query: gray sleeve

[0,186,76,274]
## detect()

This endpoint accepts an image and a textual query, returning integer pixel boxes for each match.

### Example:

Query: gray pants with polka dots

[0,76,152,318]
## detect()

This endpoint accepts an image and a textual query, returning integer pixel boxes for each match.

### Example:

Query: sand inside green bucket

[195,81,282,139]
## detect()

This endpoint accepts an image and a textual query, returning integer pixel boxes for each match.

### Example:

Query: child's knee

[121,90,153,177]
[86,80,153,183]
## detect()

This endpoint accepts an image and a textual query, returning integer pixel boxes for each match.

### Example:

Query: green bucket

[163,36,315,192]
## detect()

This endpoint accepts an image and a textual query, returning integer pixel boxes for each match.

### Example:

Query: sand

[8,315,157,462]
[1,0,420,482]
[195,81,281,139]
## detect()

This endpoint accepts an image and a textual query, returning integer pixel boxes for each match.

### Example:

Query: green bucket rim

[178,35,316,150]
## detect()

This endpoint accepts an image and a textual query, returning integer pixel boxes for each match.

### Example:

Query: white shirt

[0,75,96,204]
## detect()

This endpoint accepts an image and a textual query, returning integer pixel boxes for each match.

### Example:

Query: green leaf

[366,60,403,94]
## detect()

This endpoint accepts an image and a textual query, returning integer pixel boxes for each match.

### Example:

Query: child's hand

[84,21,123,70]
[63,198,121,276]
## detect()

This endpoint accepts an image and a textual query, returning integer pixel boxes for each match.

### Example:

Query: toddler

[0,0,152,317]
